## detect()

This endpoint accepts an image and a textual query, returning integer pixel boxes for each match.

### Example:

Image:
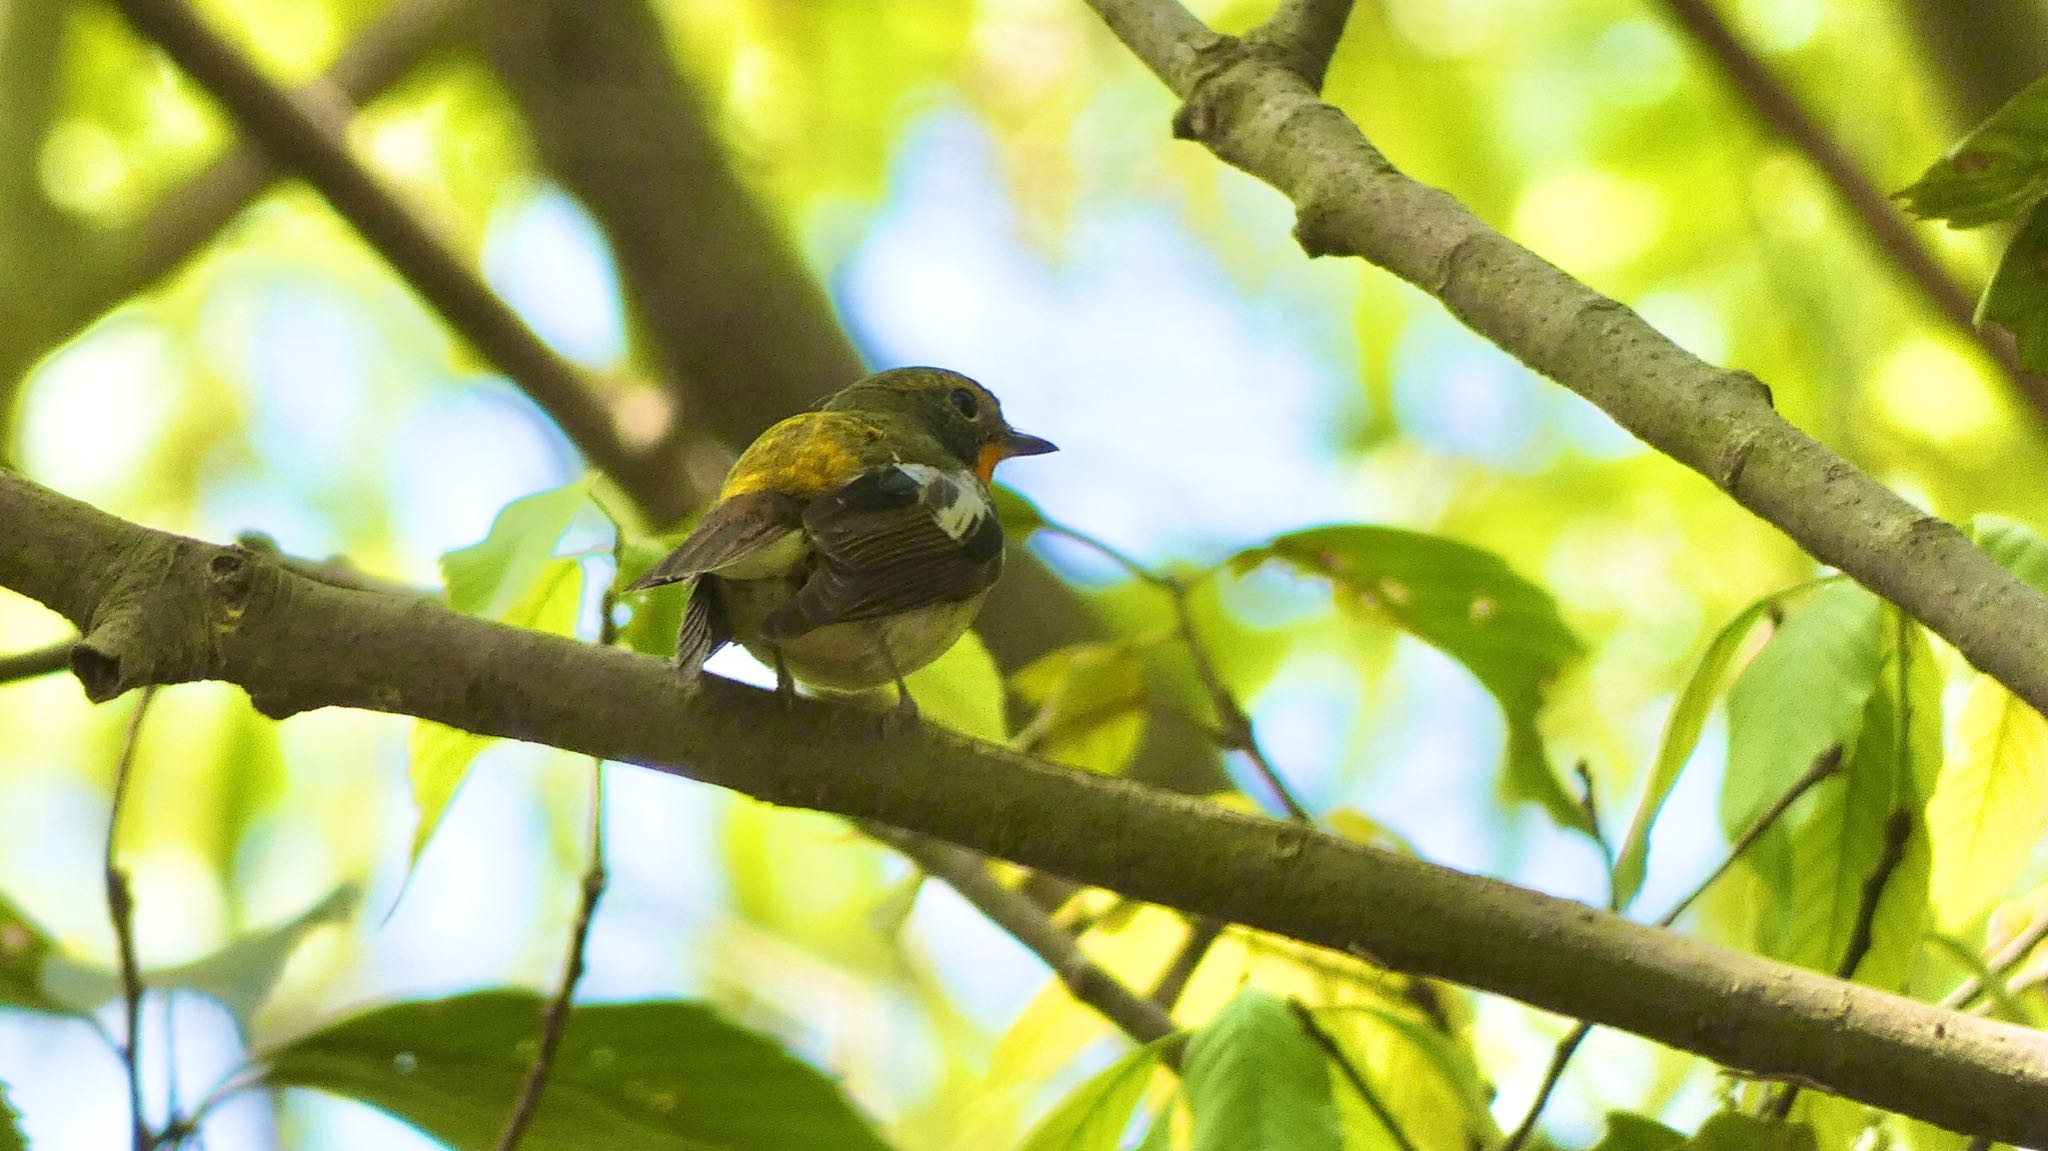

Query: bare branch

[104,0,701,520]
[1650,0,2048,429]
[104,686,158,1151]
[1079,0,2048,754]
[494,761,608,1151]
[1248,0,1354,91]
[0,639,71,686]
[9,470,2048,1142]
[871,827,1178,1047]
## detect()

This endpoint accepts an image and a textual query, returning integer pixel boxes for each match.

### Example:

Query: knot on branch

[69,538,275,703]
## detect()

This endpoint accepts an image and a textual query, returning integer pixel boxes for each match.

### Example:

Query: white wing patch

[896,462,992,544]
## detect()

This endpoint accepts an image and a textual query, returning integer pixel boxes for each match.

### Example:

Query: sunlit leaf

[42,885,356,1023]
[1722,582,1887,837]
[993,484,1046,539]
[1182,989,1341,1151]
[1683,1111,1815,1151]
[0,895,64,1016]
[1773,619,1936,990]
[1232,526,1586,830]
[1016,1043,1164,1151]
[441,476,594,617]
[1927,674,2048,932]
[1012,643,1150,774]
[408,557,586,871]
[1613,591,1781,910]
[1898,74,2048,228]
[1589,1112,1683,1151]
[0,1081,22,1151]
[1973,515,2048,591]
[1307,1003,1494,1144]
[1980,202,2048,373]
[1134,1098,1178,1151]
[262,992,893,1151]
[905,629,1007,743]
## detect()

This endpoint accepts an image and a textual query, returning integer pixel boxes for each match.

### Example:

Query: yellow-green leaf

[1927,674,2048,932]
[1012,643,1149,775]
[1016,1043,1165,1151]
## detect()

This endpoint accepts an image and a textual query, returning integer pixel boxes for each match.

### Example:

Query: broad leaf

[1233,526,1586,830]
[408,557,585,869]
[1011,643,1150,775]
[992,484,1046,539]
[1016,1043,1164,1151]
[1309,1004,1494,1143]
[1182,989,1341,1151]
[1980,202,2048,372]
[262,992,893,1151]
[1613,591,1781,910]
[1683,1112,1815,1151]
[1898,73,2048,229]
[0,1081,21,1151]
[1772,620,1937,990]
[1927,674,2048,931]
[905,629,1007,743]
[1974,515,2048,591]
[441,477,593,617]
[0,895,63,1016]
[1721,582,1887,837]
[42,884,356,1023]
[1590,1112,1684,1151]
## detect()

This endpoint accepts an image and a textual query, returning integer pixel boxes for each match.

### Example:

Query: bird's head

[826,366,1057,482]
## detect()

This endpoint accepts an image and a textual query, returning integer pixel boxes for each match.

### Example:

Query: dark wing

[624,490,805,591]
[673,577,732,684]
[762,465,1004,640]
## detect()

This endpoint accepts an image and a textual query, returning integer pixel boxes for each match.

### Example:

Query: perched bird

[625,367,1056,716]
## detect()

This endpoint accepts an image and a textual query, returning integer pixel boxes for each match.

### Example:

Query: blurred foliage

[6,0,2048,1149]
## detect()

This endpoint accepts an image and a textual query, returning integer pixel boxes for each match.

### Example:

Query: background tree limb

[1082,0,2048,728]
[5,467,2048,1143]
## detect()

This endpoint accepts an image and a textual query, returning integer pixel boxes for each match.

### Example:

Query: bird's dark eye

[950,387,979,418]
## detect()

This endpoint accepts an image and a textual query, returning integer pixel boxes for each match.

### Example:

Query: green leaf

[1980,202,2048,373]
[1134,1100,1176,1151]
[442,476,594,617]
[1011,643,1150,775]
[1233,526,1586,830]
[1773,619,1936,990]
[1016,1043,1163,1151]
[41,885,356,1023]
[0,895,64,1016]
[1682,1112,1815,1151]
[408,557,586,869]
[1589,1112,1684,1151]
[611,530,687,660]
[992,484,1046,539]
[1182,989,1341,1151]
[1927,674,2048,931]
[1899,74,2048,228]
[1722,582,1887,837]
[1312,1004,1494,1141]
[262,992,894,1151]
[1973,515,2048,592]
[0,1081,22,1151]
[905,629,1007,743]
[1613,591,1783,910]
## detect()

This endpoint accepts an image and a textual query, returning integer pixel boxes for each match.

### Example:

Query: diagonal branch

[1247,0,1354,91]
[105,0,700,520]
[1080,0,2048,734]
[7,468,2048,1143]
[1650,0,2048,428]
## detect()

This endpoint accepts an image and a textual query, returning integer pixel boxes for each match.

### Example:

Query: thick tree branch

[1247,0,1353,92]
[1081,0,2048,731]
[1651,0,2048,428]
[0,639,71,685]
[105,0,700,520]
[6,469,2048,1142]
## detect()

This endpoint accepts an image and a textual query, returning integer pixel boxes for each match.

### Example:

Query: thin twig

[1500,1023,1590,1151]
[494,760,608,1151]
[1943,908,2048,1011]
[1652,0,2048,428]
[1150,916,1225,1012]
[104,0,697,520]
[1248,0,1355,90]
[1043,520,1313,821]
[0,639,70,686]
[1287,999,1420,1151]
[105,686,159,1151]
[869,826,1178,1049]
[1503,744,1844,1149]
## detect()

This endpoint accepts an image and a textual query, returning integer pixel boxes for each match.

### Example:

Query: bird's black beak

[1000,430,1058,458]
